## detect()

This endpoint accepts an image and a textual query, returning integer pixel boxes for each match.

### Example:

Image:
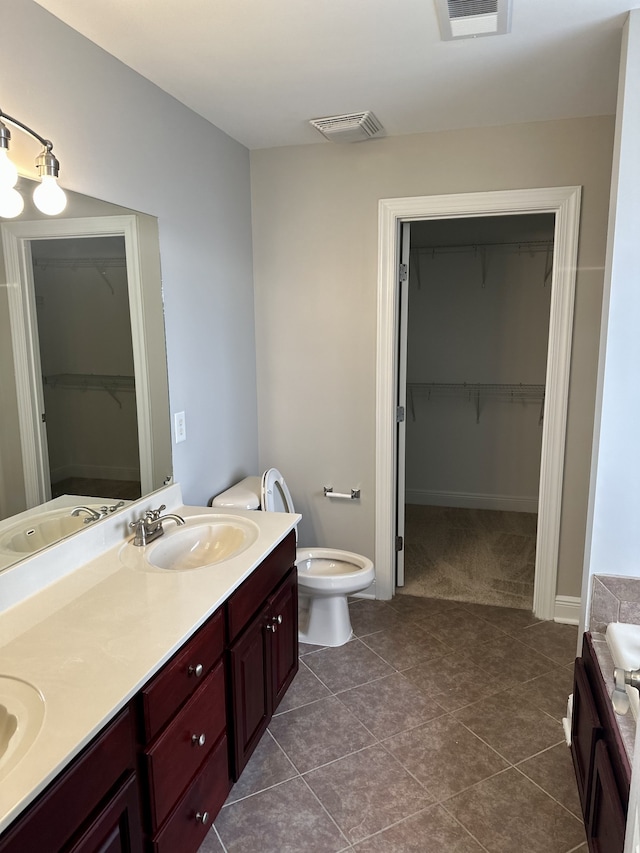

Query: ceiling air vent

[435,0,512,40]
[309,111,384,143]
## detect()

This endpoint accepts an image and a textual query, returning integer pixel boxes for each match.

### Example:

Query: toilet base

[298,592,353,647]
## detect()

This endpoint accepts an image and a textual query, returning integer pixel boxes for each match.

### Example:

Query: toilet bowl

[211,469,374,647]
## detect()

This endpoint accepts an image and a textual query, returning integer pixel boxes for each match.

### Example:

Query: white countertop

[0,487,299,834]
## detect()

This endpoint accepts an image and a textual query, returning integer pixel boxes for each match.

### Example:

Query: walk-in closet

[401,213,555,610]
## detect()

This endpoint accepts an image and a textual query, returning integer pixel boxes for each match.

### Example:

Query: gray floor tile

[445,767,586,853]
[337,672,443,738]
[515,666,575,721]
[273,658,331,714]
[352,805,485,852]
[453,691,565,764]
[215,776,349,853]
[402,651,507,711]
[303,638,395,692]
[517,743,583,819]
[304,744,433,843]
[384,715,508,801]
[225,730,297,804]
[198,827,225,853]
[459,601,540,632]
[269,696,375,773]
[462,633,558,688]
[360,620,452,669]
[388,594,458,620]
[349,598,406,636]
[513,620,579,665]
[414,608,506,651]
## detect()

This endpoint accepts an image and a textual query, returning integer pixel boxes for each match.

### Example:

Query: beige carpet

[400,504,536,611]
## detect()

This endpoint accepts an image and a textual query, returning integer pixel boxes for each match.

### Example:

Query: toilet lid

[261,468,296,514]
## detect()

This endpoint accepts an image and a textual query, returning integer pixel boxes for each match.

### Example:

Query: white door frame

[375,186,582,620]
[1,215,154,506]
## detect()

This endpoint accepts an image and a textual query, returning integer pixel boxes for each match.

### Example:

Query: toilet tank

[210,476,261,510]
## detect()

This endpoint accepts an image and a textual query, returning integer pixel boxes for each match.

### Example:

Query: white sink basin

[0,677,45,780]
[0,506,104,555]
[143,516,260,571]
[605,622,640,719]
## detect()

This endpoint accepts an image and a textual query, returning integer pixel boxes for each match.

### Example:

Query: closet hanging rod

[33,257,126,269]
[407,382,545,425]
[412,239,553,255]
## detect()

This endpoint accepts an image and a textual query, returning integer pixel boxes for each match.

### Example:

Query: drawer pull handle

[192,733,206,747]
[188,663,204,678]
[267,614,283,632]
[195,810,209,825]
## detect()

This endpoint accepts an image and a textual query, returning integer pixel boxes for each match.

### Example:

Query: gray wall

[251,116,614,600]
[2,0,258,508]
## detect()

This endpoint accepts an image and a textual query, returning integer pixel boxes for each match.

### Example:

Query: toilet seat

[296,548,374,593]
[261,468,295,514]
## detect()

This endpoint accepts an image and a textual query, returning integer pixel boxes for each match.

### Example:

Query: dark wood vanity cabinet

[571,633,630,853]
[0,531,298,853]
[0,707,143,853]
[227,531,298,779]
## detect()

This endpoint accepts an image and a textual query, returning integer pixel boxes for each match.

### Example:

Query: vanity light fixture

[0,108,67,218]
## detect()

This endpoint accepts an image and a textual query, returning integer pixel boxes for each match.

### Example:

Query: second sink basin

[145,517,260,571]
[0,676,45,781]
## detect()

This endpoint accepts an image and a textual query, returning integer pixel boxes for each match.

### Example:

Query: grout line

[297,773,354,849]
[438,802,493,853]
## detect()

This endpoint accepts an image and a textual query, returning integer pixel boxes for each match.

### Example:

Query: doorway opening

[399,214,554,611]
[375,187,582,621]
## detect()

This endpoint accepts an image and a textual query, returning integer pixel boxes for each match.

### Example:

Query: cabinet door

[269,568,298,711]
[229,604,271,779]
[67,774,143,853]
[588,740,626,853]
[570,657,602,822]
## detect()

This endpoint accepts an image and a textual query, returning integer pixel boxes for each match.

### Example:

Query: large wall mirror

[0,177,172,571]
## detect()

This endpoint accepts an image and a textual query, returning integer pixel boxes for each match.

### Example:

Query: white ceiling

[34,0,633,150]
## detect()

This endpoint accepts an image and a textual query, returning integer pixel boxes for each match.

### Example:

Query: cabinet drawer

[152,735,231,853]
[146,661,226,830]
[141,608,224,741]
[227,531,296,643]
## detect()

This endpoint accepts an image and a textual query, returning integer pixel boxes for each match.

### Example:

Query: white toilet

[212,468,374,646]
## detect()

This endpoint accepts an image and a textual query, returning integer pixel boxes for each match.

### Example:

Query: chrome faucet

[71,501,126,524]
[71,506,104,524]
[611,667,640,715]
[129,504,185,546]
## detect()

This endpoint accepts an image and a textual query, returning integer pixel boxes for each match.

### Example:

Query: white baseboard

[554,595,581,625]
[405,489,538,514]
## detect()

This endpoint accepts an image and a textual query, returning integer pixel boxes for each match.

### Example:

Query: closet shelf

[407,382,545,425]
[43,373,135,408]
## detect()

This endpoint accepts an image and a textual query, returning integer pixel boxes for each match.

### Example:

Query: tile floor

[200,595,586,853]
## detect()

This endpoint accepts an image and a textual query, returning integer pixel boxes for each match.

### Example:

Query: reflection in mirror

[0,177,173,571]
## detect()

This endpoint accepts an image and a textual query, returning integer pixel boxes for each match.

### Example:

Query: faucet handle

[146,504,167,521]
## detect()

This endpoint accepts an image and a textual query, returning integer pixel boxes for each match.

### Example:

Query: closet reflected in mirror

[0,178,172,571]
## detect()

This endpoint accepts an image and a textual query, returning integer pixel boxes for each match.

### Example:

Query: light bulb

[33,174,67,215]
[0,149,18,189]
[0,187,25,218]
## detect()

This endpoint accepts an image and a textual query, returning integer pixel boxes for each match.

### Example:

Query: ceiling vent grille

[435,0,511,40]
[309,111,384,143]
